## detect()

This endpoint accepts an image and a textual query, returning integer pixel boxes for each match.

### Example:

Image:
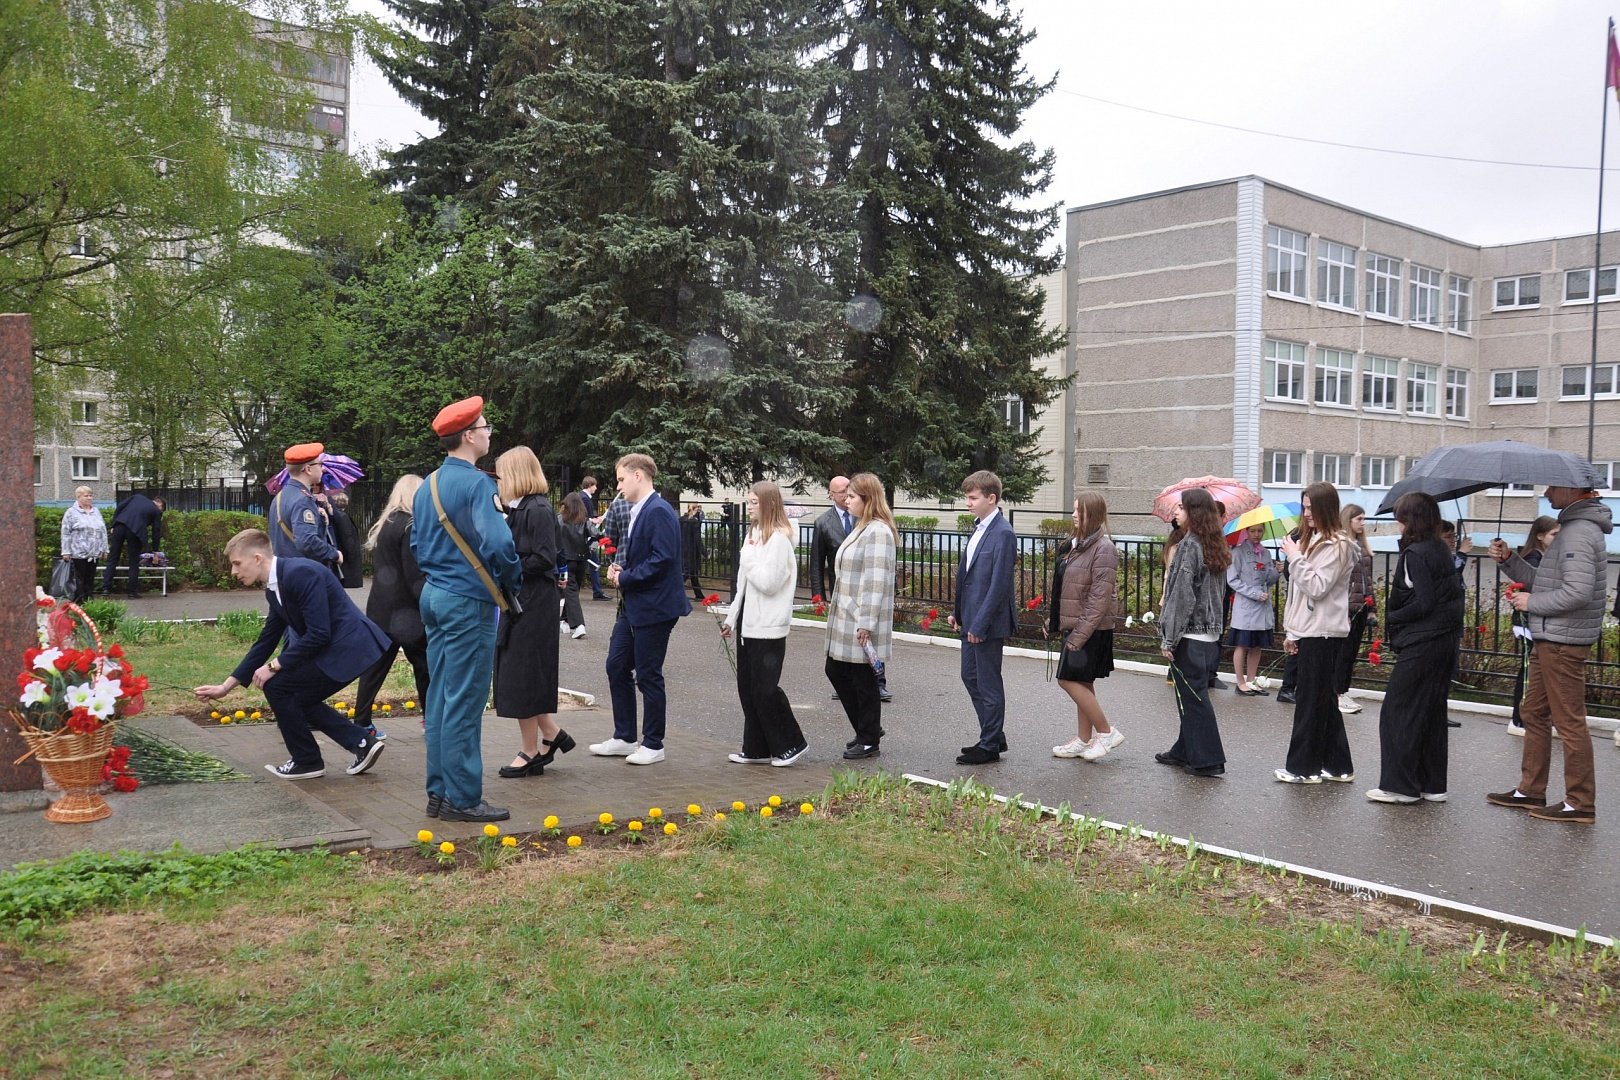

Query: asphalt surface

[89,586,1620,937]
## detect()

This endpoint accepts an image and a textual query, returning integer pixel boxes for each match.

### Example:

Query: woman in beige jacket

[1048,492,1124,760]
[824,473,897,759]
[1275,482,1355,785]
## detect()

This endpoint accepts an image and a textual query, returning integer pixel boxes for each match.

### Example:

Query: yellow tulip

[663,822,677,836]
[567,835,582,848]
[416,830,433,843]
[647,807,663,819]
[768,795,782,808]
[799,803,814,815]
[543,815,559,829]
[501,835,518,848]
[760,806,774,818]
[439,841,455,854]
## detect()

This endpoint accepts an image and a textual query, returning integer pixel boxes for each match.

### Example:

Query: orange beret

[432,396,484,437]
[284,442,324,466]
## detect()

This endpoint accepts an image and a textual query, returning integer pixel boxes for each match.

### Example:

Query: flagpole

[1589,18,1614,463]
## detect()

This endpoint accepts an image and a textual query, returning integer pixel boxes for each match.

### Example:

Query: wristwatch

[269,659,281,673]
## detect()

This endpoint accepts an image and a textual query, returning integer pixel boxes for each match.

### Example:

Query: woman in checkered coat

[825,472,897,759]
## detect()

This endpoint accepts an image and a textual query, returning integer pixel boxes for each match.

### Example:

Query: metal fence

[689,519,1620,715]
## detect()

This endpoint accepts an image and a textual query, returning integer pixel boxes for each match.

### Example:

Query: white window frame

[999,391,1029,434]
[1410,265,1442,327]
[1316,239,1357,310]
[1362,356,1400,412]
[70,400,98,425]
[1361,456,1397,489]
[1493,274,1541,309]
[1445,368,1469,419]
[1407,362,1439,415]
[33,455,42,486]
[1314,348,1355,408]
[1266,226,1309,299]
[1313,453,1349,486]
[1560,362,1620,400]
[1564,266,1619,304]
[1264,339,1307,401]
[67,230,92,258]
[1594,462,1618,493]
[1491,368,1539,403]
[1266,450,1304,486]
[1364,253,1401,319]
[70,456,100,481]
[1447,275,1472,333]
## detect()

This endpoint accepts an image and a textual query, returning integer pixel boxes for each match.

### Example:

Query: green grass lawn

[1,782,1615,1078]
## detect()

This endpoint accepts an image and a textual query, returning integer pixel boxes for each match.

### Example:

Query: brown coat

[1053,531,1119,650]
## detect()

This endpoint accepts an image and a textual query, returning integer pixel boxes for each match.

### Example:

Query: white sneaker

[1613,727,1619,748]
[626,745,666,765]
[1337,694,1362,714]
[1507,722,1525,737]
[728,752,771,765]
[1365,788,1419,804]
[1080,728,1125,761]
[1318,770,1355,783]
[1052,736,1092,759]
[1421,791,1448,802]
[1274,768,1321,785]
[559,620,569,633]
[571,625,587,639]
[590,737,639,756]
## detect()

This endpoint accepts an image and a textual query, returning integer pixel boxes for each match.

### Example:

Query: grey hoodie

[1501,498,1614,646]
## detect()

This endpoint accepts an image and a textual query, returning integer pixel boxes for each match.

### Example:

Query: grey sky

[349,0,1620,246]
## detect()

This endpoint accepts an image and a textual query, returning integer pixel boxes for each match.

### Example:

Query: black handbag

[48,558,74,599]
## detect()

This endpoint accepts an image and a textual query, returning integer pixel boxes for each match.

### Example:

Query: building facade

[1063,176,1620,547]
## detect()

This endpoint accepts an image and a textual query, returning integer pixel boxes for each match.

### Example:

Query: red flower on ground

[1025,595,1043,610]
[919,616,935,631]
[1368,652,1383,666]
[112,776,139,793]
[927,608,939,618]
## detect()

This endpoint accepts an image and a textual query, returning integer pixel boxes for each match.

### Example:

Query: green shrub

[894,515,940,531]
[217,609,265,643]
[1039,518,1071,537]
[77,597,128,635]
[34,507,267,591]
[956,514,977,533]
[117,617,178,645]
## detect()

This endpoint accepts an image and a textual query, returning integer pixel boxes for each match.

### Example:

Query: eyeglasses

[469,423,496,435]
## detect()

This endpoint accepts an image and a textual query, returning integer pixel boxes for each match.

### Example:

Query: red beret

[284,442,324,466]
[432,396,484,437]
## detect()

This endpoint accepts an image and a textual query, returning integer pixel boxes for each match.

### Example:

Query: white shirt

[963,507,1000,573]
[266,558,283,607]
[623,489,655,552]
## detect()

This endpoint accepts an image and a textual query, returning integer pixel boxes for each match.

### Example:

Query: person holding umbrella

[1486,483,1612,825]
[1274,483,1355,786]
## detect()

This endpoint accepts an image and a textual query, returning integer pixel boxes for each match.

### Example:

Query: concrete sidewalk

[11,586,1619,938]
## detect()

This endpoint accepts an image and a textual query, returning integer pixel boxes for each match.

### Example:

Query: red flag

[1609,24,1620,101]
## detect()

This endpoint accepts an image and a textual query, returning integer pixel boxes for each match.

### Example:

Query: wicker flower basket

[12,716,117,823]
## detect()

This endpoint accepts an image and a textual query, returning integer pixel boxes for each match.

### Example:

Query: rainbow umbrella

[1223,501,1301,545]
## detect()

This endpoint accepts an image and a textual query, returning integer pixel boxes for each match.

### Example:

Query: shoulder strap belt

[429,470,509,612]
[271,491,295,543]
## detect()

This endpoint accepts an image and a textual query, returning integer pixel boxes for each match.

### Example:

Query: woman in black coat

[680,504,706,600]
[492,448,573,778]
[1366,491,1464,805]
[557,491,593,638]
[328,489,365,589]
[351,475,431,730]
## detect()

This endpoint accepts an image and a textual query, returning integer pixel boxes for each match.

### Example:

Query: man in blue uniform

[590,453,691,766]
[194,529,388,780]
[411,396,520,822]
[271,443,341,574]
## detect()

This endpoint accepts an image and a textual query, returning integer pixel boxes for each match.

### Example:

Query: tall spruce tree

[499,0,852,491]
[814,0,1066,502]
[371,0,538,217]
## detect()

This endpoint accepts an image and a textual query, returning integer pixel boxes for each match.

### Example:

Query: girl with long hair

[1275,482,1355,785]
[1334,503,1375,715]
[557,491,593,639]
[352,474,429,730]
[1366,492,1463,803]
[825,472,897,758]
[722,482,809,766]
[1049,491,1123,760]
[1155,487,1232,776]
[491,448,573,778]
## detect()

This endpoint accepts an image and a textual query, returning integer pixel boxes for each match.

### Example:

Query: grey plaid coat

[825,521,897,663]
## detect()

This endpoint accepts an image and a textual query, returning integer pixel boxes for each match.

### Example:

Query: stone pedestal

[0,314,45,804]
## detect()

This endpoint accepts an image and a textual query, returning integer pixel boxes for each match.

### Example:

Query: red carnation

[73,652,93,675]
[1256,562,1265,571]
[17,672,39,693]
[1025,595,1044,610]
[1367,652,1383,666]
[919,616,935,631]
[1363,595,1375,607]
[107,644,125,659]
[701,593,722,608]
[1476,623,1488,635]
[53,653,73,672]
[65,708,100,734]
[811,594,823,604]
[112,775,138,793]
[927,607,939,618]
[35,597,55,608]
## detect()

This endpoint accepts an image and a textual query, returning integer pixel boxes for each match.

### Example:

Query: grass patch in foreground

[0,788,1615,1078]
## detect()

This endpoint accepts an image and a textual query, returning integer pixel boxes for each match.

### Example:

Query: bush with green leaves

[894,515,940,531]
[34,508,266,591]
[216,609,265,644]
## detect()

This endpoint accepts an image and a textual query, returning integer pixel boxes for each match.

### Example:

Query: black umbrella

[1379,440,1603,530]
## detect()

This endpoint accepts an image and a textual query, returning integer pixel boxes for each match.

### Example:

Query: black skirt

[1057,628,1114,682]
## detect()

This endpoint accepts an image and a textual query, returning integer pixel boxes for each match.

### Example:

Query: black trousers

[1377,634,1452,797]
[350,638,431,727]
[826,657,883,747]
[560,559,586,628]
[1335,607,1370,695]
[102,524,144,595]
[263,662,370,768]
[1285,636,1353,777]
[68,558,97,603]
[1166,637,1225,770]
[737,636,805,758]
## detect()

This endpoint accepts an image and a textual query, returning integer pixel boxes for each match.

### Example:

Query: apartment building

[1061,176,1620,547]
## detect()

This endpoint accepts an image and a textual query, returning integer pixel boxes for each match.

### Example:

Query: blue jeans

[421,583,497,808]
[605,616,677,749]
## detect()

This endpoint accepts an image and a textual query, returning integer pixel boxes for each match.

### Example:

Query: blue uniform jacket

[270,478,339,564]
[617,494,692,626]
[232,558,388,685]
[953,511,1018,640]
[411,456,521,603]
[112,493,164,549]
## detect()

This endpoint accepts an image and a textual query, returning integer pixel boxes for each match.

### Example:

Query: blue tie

[842,511,852,534]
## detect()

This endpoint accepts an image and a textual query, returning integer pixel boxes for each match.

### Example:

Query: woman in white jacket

[1275,482,1356,785]
[722,482,808,766]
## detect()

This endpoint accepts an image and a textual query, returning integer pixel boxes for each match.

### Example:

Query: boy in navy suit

[591,453,692,765]
[195,529,388,780]
[949,471,1019,765]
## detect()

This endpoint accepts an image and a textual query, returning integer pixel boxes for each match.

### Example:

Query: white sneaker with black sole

[347,738,386,776]
[266,760,324,780]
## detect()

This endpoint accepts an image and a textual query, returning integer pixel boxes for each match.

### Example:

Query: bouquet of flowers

[11,598,145,821]
[700,593,737,673]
